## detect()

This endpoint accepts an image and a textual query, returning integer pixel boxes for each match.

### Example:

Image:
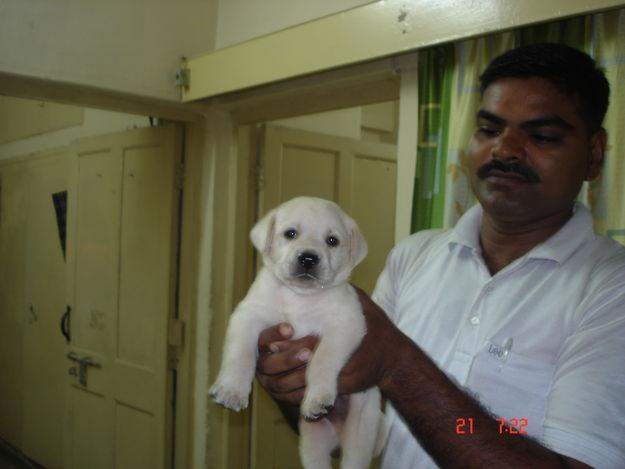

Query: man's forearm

[380,334,573,468]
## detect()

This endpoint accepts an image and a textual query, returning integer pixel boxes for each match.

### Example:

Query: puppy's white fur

[210,196,385,469]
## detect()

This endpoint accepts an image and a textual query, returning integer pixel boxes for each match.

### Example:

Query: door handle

[67,352,101,386]
[60,306,71,343]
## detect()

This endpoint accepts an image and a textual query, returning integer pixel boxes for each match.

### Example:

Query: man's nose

[491,130,526,161]
[298,251,319,269]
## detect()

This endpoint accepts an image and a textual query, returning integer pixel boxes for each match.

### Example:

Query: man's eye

[284,229,297,239]
[532,134,561,144]
[477,126,500,137]
[326,236,339,247]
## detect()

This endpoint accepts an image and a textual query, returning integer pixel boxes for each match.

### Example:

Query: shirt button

[484,285,494,294]
[470,316,481,326]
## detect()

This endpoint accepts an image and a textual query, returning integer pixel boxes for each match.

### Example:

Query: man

[256,43,625,468]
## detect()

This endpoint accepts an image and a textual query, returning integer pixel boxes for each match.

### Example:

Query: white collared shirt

[374,203,625,469]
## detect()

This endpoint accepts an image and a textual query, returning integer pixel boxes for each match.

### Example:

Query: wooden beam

[204,56,401,124]
[1,71,206,122]
[183,0,625,102]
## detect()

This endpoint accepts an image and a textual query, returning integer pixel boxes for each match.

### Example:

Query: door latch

[66,352,101,387]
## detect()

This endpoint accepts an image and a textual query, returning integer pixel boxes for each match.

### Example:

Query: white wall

[215,0,375,48]
[0,0,377,103]
[0,0,218,102]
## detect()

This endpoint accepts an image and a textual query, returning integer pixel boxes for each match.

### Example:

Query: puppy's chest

[272,292,336,338]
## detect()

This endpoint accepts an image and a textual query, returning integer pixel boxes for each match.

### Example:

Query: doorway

[0,97,183,469]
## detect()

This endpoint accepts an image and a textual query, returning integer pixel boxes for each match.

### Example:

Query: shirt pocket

[465,347,556,437]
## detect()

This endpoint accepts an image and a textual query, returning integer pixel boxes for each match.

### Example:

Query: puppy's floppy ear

[250,209,277,254]
[345,215,367,267]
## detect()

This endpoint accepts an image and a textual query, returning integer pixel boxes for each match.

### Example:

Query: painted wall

[0,0,218,102]
[210,0,373,49]
[0,98,149,161]
[0,0,376,103]
[271,108,362,139]
[270,101,398,143]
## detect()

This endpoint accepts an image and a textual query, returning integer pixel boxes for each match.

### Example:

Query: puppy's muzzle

[290,250,324,283]
[298,251,319,270]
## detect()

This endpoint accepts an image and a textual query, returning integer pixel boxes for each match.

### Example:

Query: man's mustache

[477,159,540,183]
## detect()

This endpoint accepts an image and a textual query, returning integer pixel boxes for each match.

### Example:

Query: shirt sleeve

[371,230,445,324]
[541,262,625,469]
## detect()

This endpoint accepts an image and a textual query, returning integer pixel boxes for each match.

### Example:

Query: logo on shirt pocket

[465,340,556,437]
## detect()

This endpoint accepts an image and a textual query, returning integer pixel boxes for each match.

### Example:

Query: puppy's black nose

[298,252,319,269]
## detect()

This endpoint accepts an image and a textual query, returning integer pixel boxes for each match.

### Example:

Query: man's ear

[585,128,607,181]
[345,215,368,267]
[250,209,276,254]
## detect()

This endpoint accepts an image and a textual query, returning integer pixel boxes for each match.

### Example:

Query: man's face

[467,77,605,223]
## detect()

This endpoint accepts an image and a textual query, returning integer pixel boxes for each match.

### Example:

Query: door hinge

[175,67,190,90]
[255,165,265,192]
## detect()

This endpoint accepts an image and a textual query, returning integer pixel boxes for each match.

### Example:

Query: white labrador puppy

[210,196,385,469]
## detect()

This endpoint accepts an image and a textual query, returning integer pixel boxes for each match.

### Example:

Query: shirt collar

[448,204,483,252]
[448,203,596,265]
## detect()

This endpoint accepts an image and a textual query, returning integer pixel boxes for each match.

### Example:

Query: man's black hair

[479,43,610,134]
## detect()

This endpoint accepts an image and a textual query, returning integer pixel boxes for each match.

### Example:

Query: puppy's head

[250,197,367,291]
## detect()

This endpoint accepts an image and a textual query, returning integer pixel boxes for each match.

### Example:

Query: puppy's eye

[326,236,339,247]
[284,229,297,240]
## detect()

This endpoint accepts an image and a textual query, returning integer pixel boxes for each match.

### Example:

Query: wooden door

[0,151,69,469]
[0,161,30,448]
[22,152,70,468]
[252,124,397,468]
[64,125,181,469]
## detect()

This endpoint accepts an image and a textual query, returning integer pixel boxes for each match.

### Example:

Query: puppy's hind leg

[299,417,338,469]
[339,387,384,469]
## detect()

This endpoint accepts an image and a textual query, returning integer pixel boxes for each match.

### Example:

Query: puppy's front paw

[209,380,250,412]
[301,387,337,419]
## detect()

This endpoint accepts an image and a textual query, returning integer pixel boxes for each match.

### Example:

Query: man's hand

[255,287,401,429]
[256,323,318,405]
[337,286,408,394]
[256,287,405,401]
[255,323,349,430]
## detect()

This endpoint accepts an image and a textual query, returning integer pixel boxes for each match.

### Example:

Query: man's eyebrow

[476,109,504,125]
[520,116,575,131]
[476,110,575,131]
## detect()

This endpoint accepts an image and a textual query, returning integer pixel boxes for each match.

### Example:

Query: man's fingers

[258,323,294,354]
[261,366,308,395]
[257,342,314,375]
[256,368,306,405]
[268,335,318,354]
[270,388,305,405]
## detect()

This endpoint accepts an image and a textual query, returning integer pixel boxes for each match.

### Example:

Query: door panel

[281,145,339,201]
[22,153,70,469]
[350,154,397,293]
[66,126,181,469]
[0,154,69,468]
[0,163,29,448]
[252,124,397,468]
[74,149,121,358]
[72,390,112,468]
[115,404,156,469]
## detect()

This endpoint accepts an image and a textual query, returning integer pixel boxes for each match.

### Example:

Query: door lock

[66,352,101,386]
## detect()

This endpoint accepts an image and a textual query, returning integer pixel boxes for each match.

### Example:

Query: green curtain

[411,9,625,246]
[411,45,454,232]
